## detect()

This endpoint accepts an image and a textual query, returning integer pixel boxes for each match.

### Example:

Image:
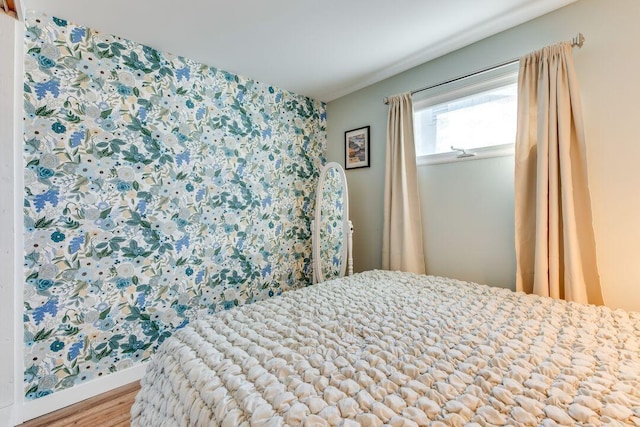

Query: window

[413,62,519,165]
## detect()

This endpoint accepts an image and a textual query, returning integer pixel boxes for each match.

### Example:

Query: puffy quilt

[131,270,640,426]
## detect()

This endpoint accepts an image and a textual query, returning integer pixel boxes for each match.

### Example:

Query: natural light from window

[415,84,517,156]
[413,62,519,163]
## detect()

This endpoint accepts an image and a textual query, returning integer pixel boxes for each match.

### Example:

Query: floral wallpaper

[23,11,326,399]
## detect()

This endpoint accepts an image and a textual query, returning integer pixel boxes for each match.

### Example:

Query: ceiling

[18,0,576,101]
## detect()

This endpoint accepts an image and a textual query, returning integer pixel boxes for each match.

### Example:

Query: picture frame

[344,126,370,170]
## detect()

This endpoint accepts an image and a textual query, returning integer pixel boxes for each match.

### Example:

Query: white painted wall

[418,156,515,289]
[327,0,640,311]
[0,12,17,427]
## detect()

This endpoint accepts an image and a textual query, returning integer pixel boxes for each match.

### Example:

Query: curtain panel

[382,93,426,274]
[514,42,603,305]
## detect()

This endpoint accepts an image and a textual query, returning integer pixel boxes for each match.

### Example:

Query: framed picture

[344,126,370,170]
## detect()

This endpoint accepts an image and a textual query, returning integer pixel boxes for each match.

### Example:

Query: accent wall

[22,10,326,399]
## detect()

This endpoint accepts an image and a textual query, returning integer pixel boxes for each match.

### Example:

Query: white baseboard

[19,362,148,423]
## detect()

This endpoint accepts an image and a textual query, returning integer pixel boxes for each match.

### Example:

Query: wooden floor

[19,382,140,427]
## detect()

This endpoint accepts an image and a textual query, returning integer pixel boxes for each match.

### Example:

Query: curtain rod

[383,32,585,105]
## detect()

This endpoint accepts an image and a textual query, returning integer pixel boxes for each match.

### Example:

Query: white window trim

[416,142,514,166]
[413,61,519,166]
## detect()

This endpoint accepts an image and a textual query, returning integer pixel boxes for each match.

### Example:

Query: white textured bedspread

[131,271,640,426]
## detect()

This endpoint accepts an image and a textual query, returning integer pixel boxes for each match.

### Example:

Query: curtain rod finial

[572,32,585,48]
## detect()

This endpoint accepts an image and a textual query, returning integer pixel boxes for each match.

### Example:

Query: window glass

[413,62,518,162]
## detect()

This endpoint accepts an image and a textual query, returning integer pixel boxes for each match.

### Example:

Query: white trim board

[417,143,515,166]
[12,17,24,427]
[19,362,147,422]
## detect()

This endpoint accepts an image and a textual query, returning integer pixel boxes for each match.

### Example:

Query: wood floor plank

[20,382,140,427]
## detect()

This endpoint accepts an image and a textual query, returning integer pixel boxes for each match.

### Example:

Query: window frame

[413,61,519,166]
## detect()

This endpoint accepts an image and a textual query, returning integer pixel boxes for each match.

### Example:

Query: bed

[131,270,640,426]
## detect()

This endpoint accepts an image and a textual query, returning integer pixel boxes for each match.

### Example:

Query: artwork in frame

[344,126,370,169]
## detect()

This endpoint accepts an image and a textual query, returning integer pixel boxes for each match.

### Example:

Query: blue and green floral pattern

[23,11,326,399]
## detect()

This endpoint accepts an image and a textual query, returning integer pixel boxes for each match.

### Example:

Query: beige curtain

[382,93,426,274]
[515,42,603,305]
